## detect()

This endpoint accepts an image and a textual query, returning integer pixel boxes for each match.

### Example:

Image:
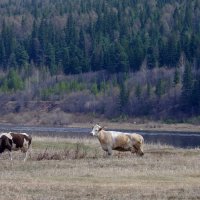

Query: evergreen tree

[129,36,145,71]
[7,69,24,91]
[0,0,199,83]
[167,35,180,67]
[181,63,193,110]
[38,18,48,63]
[46,43,56,74]
[15,44,29,67]
[191,78,200,113]
[29,37,42,65]
[8,53,17,68]
[173,68,180,86]
[112,43,130,73]
[65,14,77,45]
[62,47,70,74]
[0,41,6,68]
[1,21,16,64]
[119,81,129,114]
[104,43,117,73]
[135,84,142,99]
[155,79,165,98]
[184,2,193,30]
[190,34,199,63]
[147,45,157,69]
[158,38,167,67]
[147,82,152,98]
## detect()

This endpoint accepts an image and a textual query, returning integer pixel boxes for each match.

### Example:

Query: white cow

[90,124,144,156]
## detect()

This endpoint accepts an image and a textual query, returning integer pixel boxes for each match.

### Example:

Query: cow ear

[99,126,105,131]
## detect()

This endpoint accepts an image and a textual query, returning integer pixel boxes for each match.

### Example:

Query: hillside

[1,0,200,73]
[0,0,200,122]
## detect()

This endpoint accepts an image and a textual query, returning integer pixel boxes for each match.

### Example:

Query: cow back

[10,133,27,148]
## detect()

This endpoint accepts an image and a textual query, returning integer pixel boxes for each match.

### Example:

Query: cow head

[90,124,103,136]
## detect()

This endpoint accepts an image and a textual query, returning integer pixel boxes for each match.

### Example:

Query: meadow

[0,136,200,200]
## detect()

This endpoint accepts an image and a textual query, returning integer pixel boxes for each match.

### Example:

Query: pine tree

[116,43,129,72]
[158,38,167,67]
[135,84,142,99]
[0,41,6,68]
[119,81,129,114]
[173,68,180,86]
[46,43,56,74]
[147,82,152,98]
[167,35,180,67]
[8,53,17,68]
[62,47,70,74]
[155,79,165,98]
[29,37,42,65]
[7,69,24,91]
[181,63,193,110]
[147,45,157,69]
[129,36,145,71]
[104,43,117,73]
[191,77,200,113]
[15,44,29,67]
[184,2,193,30]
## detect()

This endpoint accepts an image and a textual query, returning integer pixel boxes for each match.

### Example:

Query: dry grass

[0,136,200,200]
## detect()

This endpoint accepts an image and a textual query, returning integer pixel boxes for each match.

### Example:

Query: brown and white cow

[90,124,144,156]
[0,132,32,161]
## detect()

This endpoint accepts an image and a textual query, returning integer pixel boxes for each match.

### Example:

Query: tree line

[0,0,200,74]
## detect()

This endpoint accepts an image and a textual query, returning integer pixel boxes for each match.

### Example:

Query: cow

[90,124,144,156]
[0,132,32,161]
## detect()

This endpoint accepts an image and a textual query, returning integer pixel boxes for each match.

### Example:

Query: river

[0,124,200,148]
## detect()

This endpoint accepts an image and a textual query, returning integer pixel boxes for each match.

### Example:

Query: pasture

[0,136,200,200]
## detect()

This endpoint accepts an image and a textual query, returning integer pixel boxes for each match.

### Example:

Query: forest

[0,0,200,121]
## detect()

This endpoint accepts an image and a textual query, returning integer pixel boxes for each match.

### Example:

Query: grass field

[0,136,200,200]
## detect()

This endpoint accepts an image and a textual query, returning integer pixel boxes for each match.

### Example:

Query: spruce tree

[119,81,129,114]
[15,44,29,67]
[181,63,193,110]
[173,68,180,86]
[155,79,165,98]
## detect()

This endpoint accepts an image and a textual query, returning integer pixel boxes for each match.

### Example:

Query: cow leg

[9,151,13,161]
[104,147,112,157]
[24,152,28,162]
[108,146,113,156]
[29,143,32,159]
[132,145,140,155]
[23,147,32,162]
[131,147,137,154]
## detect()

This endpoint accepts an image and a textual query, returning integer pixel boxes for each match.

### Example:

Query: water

[0,124,200,148]
[140,131,200,148]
